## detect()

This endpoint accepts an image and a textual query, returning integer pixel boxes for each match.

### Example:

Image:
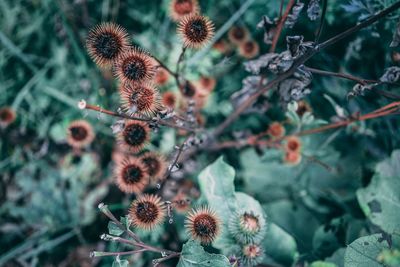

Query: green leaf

[375,150,400,178]
[112,258,129,267]
[197,156,238,250]
[310,261,338,267]
[344,234,390,267]
[177,239,231,267]
[357,174,400,234]
[108,221,124,237]
[377,249,400,267]
[262,223,298,266]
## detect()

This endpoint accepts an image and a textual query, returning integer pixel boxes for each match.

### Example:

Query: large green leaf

[344,234,390,267]
[177,240,231,267]
[357,152,400,234]
[262,223,298,266]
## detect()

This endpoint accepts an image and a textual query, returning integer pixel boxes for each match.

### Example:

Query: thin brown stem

[305,66,378,85]
[270,0,296,53]
[153,55,177,77]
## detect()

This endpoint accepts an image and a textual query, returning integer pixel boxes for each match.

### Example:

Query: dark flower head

[115,157,149,193]
[267,122,285,138]
[172,192,191,213]
[228,26,249,45]
[86,22,129,67]
[120,82,161,116]
[181,81,197,98]
[67,120,95,148]
[170,0,200,21]
[129,194,166,230]
[162,91,177,109]
[178,15,215,49]
[239,40,260,59]
[154,67,170,86]
[119,121,150,152]
[139,151,167,182]
[0,107,16,128]
[285,136,301,153]
[114,47,156,84]
[185,206,220,244]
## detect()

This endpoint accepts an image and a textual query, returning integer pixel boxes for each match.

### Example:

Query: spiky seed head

[119,121,150,152]
[169,0,200,21]
[129,194,166,230]
[86,22,129,67]
[228,211,267,244]
[67,120,95,148]
[139,152,167,182]
[154,67,170,86]
[162,91,177,109]
[213,38,231,54]
[178,15,215,49]
[185,206,220,244]
[0,107,16,128]
[228,26,249,45]
[284,151,302,165]
[267,122,285,138]
[114,47,156,84]
[241,244,264,266]
[119,82,161,116]
[172,192,191,213]
[296,100,312,117]
[115,157,149,193]
[239,40,260,59]
[285,136,301,153]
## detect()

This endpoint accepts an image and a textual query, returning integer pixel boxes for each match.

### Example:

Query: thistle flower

[172,192,191,213]
[114,47,156,84]
[239,40,260,59]
[67,120,95,148]
[284,151,302,165]
[169,0,200,21]
[285,136,301,153]
[0,107,16,128]
[228,26,249,45]
[154,67,170,86]
[162,91,177,109]
[86,22,129,67]
[185,206,220,244]
[119,82,161,116]
[296,100,312,117]
[267,122,285,138]
[119,121,150,152]
[241,244,264,266]
[139,152,167,181]
[196,76,216,92]
[129,194,166,230]
[178,15,215,49]
[114,157,149,194]
[228,211,266,244]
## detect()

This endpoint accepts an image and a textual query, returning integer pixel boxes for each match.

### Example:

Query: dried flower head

[119,121,150,152]
[241,244,264,266]
[162,91,177,109]
[284,151,302,165]
[228,26,249,45]
[178,15,215,49]
[172,192,191,213]
[139,152,167,181]
[154,67,170,86]
[213,38,231,54]
[86,22,129,67]
[197,76,216,92]
[0,107,16,128]
[239,40,260,59]
[296,100,312,117]
[228,211,266,244]
[181,81,197,98]
[119,82,161,116]
[285,136,301,153]
[67,120,95,148]
[115,157,149,193]
[267,122,285,138]
[169,0,200,21]
[114,47,156,84]
[185,206,220,244]
[129,194,166,230]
